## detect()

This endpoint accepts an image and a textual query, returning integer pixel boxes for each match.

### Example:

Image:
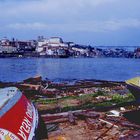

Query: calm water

[0,58,140,82]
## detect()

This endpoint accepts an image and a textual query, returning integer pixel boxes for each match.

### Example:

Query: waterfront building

[71,46,89,56]
[0,38,17,53]
[36,37,48,53]
[47,37,68,48]
[134,48,140,58]
[38,38,48,47]
[36,37,69,57]
[36,46,45,53]
[48,37,63,44]
[0,36,138,58]
[0,46,17,53]
[0,37,10,46]
[46,49,54,56]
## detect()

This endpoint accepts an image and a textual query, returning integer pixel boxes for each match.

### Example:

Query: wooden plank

[68,111,76,125]
[44,118,68,124]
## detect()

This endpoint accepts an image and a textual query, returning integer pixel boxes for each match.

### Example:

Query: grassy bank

[35,91,135,112]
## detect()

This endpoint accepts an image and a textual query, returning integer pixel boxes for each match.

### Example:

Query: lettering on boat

[0,128,19,140]
[17,102,33,140]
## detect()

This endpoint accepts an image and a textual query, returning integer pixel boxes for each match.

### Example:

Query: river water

[0,58,140,82]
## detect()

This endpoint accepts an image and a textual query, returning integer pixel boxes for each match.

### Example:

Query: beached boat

[126,77,140,102]
[0,87,38,140]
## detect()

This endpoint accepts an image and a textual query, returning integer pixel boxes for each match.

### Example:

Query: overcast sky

[0,0,140,45]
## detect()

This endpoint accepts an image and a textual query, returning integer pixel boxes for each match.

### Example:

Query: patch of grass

[95,102,113,107]
[60,93,135,112]
[125,93,135,101]
[33,98,57,104]
[111,93,135,103]
[34,92,135,112]
[79,94,94,104]
[61,101,113,112]
[33,91,106,104]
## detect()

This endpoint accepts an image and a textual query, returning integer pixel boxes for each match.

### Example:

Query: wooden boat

[0,87,39,140]
[126,77,140,102]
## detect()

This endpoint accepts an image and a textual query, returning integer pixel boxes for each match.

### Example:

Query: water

[0,58,140,82]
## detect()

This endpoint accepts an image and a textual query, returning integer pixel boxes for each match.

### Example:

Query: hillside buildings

[0,38,17,53]
[36,36,69,57]
[0,37,37,57]
[134,48,140,58]
[0,36,139,58]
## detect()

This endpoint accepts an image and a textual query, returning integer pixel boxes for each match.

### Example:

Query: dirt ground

[47,120,121,140]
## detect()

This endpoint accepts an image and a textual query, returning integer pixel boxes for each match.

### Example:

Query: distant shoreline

[0,52,139,59]
[1,37,140,59]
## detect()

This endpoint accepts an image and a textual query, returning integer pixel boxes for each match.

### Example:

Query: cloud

[1,0,140,45]
[7,19,140,32]
[97,19,140,31]
[0,0,117,18]
[7,23,48,30]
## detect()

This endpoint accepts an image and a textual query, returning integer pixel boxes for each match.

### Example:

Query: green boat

[126,77,140,102]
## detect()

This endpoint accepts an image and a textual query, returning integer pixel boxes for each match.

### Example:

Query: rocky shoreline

[1,76,140,139]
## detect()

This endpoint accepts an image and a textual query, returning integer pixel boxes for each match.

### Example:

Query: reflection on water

[0,58,140,82]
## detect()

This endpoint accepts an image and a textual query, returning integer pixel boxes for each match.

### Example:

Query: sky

[0,0,140,46]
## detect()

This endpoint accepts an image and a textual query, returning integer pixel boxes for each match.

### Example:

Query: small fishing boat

[0,87,39,140]
[126,77,140,102]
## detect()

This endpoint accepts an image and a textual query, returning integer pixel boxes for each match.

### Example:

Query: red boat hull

[0,88,38,140]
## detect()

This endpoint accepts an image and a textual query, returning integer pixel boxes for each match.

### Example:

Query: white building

[46,49,54,55]
[47,37,68,48]
[0,46,17,53]
[0,38,17,53]
[48,37,63,44]
[36,38,48,53]
[36,46,44,53]
[72,47,87,54]
[38,38,48,47]
[36,37,69,55]
[0,38,10,46]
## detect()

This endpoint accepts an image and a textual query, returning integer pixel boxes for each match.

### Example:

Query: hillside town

[0,36,140,58]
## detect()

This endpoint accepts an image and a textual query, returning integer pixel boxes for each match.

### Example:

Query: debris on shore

[0,76,140,140]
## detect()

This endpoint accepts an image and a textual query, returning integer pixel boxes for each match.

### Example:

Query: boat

[0,87,39,140]
[126,77,140,102]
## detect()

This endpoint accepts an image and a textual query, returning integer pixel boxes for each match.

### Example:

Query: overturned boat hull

[0,87,39,140]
